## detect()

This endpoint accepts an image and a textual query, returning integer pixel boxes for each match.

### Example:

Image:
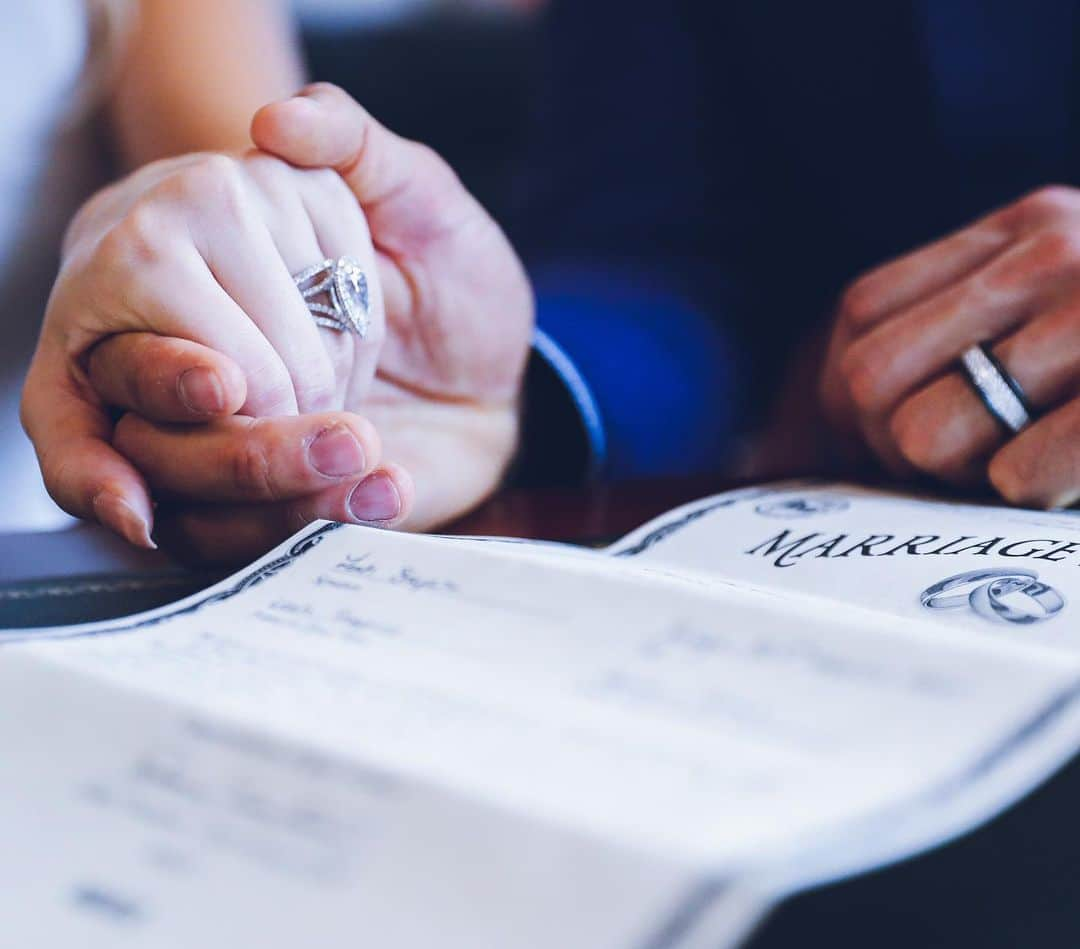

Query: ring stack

[293,256,370,338]
[958,343,1033,435]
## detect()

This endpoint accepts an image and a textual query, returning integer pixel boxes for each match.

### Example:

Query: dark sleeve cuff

[511,331,598,487]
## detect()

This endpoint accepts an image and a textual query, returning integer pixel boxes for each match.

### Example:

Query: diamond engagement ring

[958,342,1033,435]
[292,256,370,338]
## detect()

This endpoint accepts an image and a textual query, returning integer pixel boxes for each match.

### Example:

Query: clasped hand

[823,185,1080,509]
[29,86,1076,562]
[21,84,533,562]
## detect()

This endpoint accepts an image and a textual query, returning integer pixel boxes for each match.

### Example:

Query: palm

[371,223,532,409]
[361,209,532,527]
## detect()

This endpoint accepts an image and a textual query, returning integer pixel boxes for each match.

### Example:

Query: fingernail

[93,492,157,550]
[178,367,225,415]
[348,472,401,523]
[309,425,366,477]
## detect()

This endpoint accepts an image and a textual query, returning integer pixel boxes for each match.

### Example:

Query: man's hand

[821,185,1080,508]
[250,84,534,533]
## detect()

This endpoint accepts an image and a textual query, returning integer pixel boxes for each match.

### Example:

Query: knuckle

[243,153,308,204]
[171,154,249,217]
[303,81,346,101]
[97,202,171,271]
[839,347,889,415]
[64,186,114,247]
[242,355,295,415]
[254,373,296,415]
[238,151,289,190]
[301,82,359,117]
[91,227,127,271]
[37,442,64,488]
[240,150,286,176]
[85,342,117,396]
[97,338,174,411]
[889,404,954,473]
[889,406,928,468]
[38,443,94,515]
[1029,184,1079,209]
[194,153,243,186]
[231,421,280,499]
[408,140,443,169]
[992,408,1080,508]
[311,165,357,205]
[294,375,337,414]
[988,452,1037,506]
[1014,185,1080,226]
[837,276,880,327]
[18,384,40,440]
[120,358,154,410]
[411,140,457,187]
[295,162,366,220]
[111,413,143,455]
[124,200,165,250]
[1027,226,1080,274]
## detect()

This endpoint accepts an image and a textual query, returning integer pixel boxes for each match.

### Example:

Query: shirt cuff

[532,327,607,480]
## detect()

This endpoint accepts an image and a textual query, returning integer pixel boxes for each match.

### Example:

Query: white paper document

[2,482,1079,947]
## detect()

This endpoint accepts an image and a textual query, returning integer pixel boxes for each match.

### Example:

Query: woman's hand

[820,186,1080,508]
[22,148,414,551]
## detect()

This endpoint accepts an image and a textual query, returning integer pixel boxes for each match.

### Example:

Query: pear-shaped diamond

[332,257,370,338]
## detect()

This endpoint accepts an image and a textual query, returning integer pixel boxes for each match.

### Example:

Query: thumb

[251,83,481,246]
[21,349,156,548]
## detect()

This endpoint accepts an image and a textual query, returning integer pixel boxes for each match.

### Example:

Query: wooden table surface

[451,474,734,544]
[0,476,738,626]
[0,476,733,583]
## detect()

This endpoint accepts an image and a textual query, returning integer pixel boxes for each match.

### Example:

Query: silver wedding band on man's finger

[293,256,371,338]
[958,342,1034,435]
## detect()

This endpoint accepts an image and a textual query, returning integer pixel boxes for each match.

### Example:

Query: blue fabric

[532,265,742,480]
